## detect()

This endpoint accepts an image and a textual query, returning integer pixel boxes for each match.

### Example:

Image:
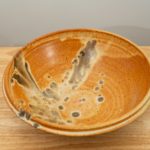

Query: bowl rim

[3,28,150,136]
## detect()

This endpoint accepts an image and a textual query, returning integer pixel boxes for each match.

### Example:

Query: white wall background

[0,0,150,46]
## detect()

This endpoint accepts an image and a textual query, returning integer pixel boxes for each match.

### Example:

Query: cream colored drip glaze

[12,53,64,124]
[11,40,105,125]
[68,40,97,85]
[57,40,102,99]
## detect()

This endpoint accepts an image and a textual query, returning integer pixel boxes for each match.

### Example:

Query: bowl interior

[5,29,150,131]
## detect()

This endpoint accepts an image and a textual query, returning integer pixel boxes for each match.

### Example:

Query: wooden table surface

[0,47,150,150]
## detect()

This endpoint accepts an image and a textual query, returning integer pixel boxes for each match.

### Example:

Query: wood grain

[0,47,150,150]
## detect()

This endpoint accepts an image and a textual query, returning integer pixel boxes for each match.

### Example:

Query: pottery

[3,29,150,136]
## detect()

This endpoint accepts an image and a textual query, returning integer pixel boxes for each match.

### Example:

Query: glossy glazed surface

[3,29,150,135]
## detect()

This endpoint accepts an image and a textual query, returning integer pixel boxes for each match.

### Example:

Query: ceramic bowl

[3,29,150,136]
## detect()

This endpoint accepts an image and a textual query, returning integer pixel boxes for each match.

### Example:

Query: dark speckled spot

[94,86,99,91]
[18,110,25,117]
[50,82,57,89]
[58,105,64,110]
[80,51,85,56]
[97,95,104,102]
[79,98,86,102]
[81,98,86,101]
[99,80,104,84]
[33,123,39,128]
[64,97,69,101]
[18,110,31,120]
[72,59,78,64]
[72,112,80,117]
[67,120,72,123]
[69,80,73,84]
